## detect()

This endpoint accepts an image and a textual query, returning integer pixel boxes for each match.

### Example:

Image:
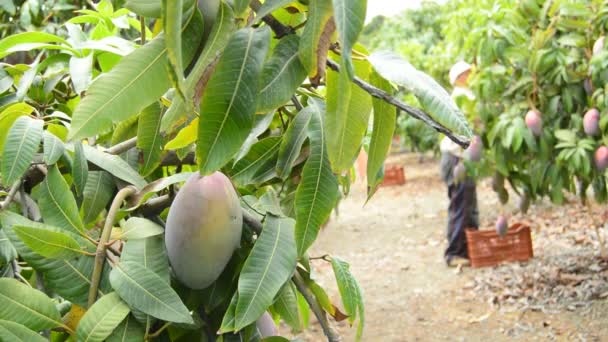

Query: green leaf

[68,11,203,140]
[106,315,145,342]
[1,116,43,186]
[73,142,89,197]
[119,217,164,240]
[164,118,198,150]
[0,32,68,59]
[276,107,312,179]
[16,55,41,101]
[34,165,85,234]
[233,215,297,331]
[294,102,338,256]
[235,111,276,163]
[0,278,63,331]
[13,225,85,259]
[137,102,163,176]
[326,55,372,172]
[0,212,111,307]
[255,0,292,20]
[0,103,35,157]
[0,320,46,342]
[298,0,334,79]
[162,0,186,102]
[76,292,131,342]
[42,131,65,165]
[233,0,250,14]
[332,0,366,79]
[161,1,237,133]
[231,136,282,187]
[80,171,115,225]
[197,26,271,174]
[70,54,93,94]
[82,145,147,189]
[366,71,396,198]
[0,230,17,264]
[367,51,473,139]
[331,257,364,339]
[257,35,307,113]
[110,261,193,324]
[272,282,301,331]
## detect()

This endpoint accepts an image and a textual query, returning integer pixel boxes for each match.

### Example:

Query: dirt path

[282,154,608,341]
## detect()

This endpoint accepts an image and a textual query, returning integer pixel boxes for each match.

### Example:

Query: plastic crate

[381,163,406,187]
[465,223,533,268]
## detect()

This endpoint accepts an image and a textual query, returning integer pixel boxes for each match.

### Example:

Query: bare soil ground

[281,153,608,341]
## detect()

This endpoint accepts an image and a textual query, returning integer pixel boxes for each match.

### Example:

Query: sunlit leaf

[1,116,43,186]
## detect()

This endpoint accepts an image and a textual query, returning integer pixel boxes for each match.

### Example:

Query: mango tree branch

[0,178,22,210]
[87,186,137,307]
[250,2,470,148]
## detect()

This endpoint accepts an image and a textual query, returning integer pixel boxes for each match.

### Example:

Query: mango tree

[0,0,472,340]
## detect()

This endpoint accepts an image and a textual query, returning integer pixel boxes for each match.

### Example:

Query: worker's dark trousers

[445,177,479,263]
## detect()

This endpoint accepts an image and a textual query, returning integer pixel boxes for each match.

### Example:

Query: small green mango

[165,171,242,289]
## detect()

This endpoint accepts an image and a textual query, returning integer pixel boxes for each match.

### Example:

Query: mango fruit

[595,146,608,172]
[165,172,242,289]
[525,109,542,137]
[256,312,278,338]
[583,108,600,136]
[496,215,508,237]
[465,135,482,162]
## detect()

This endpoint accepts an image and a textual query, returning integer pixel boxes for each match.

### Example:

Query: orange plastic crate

[381,164,405,187]
[465,223,533,268]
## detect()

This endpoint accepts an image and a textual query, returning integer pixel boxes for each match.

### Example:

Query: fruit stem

[87,186,137,307]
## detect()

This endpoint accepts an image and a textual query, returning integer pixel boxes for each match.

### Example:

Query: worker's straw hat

[449,61,472,86]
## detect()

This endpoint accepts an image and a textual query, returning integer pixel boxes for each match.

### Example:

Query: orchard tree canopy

[0,0,472,341]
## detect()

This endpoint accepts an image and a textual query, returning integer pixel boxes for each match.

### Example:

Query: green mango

[165,172,242,289]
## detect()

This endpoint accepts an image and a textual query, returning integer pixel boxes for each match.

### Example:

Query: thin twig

[140,17,146,45]
[106,137,138,155]
[88,186,137,307]
[0,179,22,210]
[146,321,172,339]
[293,272,341,342]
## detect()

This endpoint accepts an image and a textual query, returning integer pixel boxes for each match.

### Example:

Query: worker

[440,61,479,267]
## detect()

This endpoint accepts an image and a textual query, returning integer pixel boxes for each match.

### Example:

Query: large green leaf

[366,70,396,198]
[231,136,282,186]
[326,54,372,172]
[272,281,301,331]
[276,107,313,179]
[162,0,186,100]
[106,315,145,342]
[0,320,46,342]
[136,102,163,176]
[0,32,68,59]
[76,292,131,342]
[119,217,164,240]
[331,257,364,340]
[294,102,338,256]
[110,261,193,324]
[42,131,65,165]
[0,103,34,157]
[72,142,89,197]
[232,215,297,331]
[34,165,85,234]
[1,116,43,186]
[197,26,271,174]
[298,0,333,79]
[82,145,147,189]
[80,171,115,226]
[13,225,85,259]
[367,51,473,138]
[0,278,63,331]
[332,0,366,79]
[161,1,236,133]
[0,230,17,264]
[68,11,203,140]
[257,35,307,113]
[0,211,112,307]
